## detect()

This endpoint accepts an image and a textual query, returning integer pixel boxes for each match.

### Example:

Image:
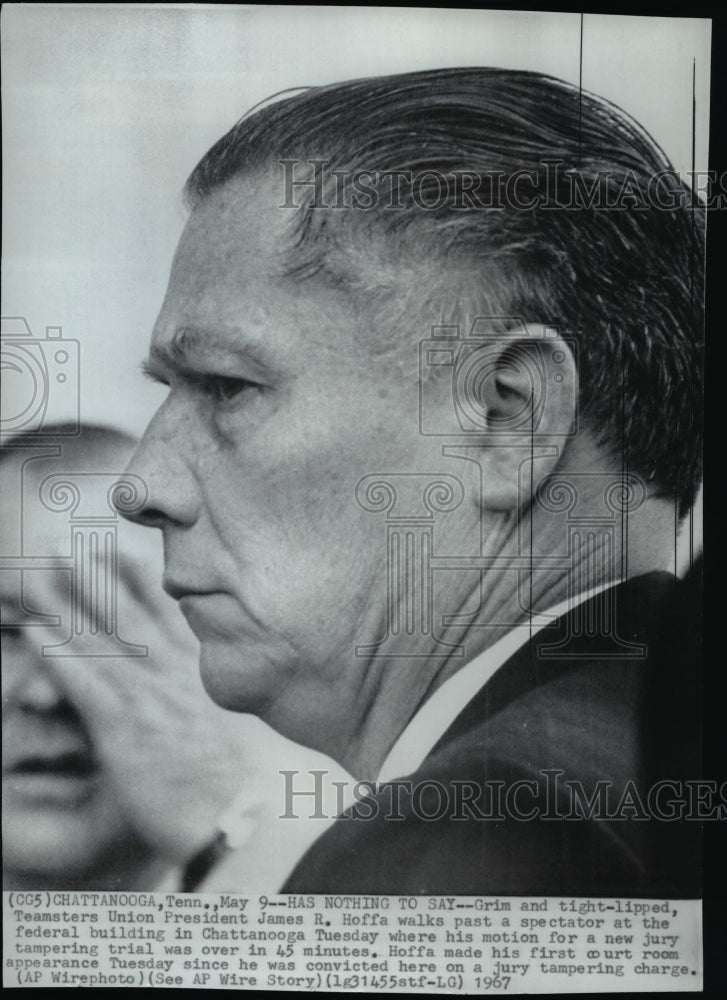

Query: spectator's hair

[184,68,704,513]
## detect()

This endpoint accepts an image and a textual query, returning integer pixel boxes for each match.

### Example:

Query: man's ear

[471,325,578,510]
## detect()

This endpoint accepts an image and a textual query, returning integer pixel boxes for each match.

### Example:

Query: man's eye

[199,375,258,406]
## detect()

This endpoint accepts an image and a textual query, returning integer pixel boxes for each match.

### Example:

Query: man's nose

[114,405,201,529]
[8,654,65,714]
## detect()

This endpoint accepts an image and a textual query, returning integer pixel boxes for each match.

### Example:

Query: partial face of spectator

[1,429,164,884]
[2,589,153,886]
[2,429,257,887]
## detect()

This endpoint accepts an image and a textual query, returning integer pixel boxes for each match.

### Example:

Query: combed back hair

[185,67,704,514]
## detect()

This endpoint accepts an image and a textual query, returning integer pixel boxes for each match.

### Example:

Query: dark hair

[185,68,704,513]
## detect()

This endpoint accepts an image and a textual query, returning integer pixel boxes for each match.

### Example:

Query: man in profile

[121,69,704,895]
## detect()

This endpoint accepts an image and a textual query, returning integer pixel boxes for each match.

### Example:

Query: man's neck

[335,491,676,779]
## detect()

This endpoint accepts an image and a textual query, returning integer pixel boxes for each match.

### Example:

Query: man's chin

[2,808,120,881]
[198,642,273,715]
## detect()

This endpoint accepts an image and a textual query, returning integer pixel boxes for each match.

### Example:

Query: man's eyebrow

[143,325,276,379]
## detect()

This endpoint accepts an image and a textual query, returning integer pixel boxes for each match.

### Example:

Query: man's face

[1,447,164,884]
[127,174,456,746]
[1,569,140,883]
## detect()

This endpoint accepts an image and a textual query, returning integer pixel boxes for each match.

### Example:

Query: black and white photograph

[1,5,715,992]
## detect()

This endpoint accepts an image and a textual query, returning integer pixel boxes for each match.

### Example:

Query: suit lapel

[423,572,677,763]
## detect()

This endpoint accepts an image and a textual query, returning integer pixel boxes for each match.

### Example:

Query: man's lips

[3,750,98,803]
[163,575,220,601]
[163,578,249,638]
[177,593,226,628]
[7,751,95,778]
[173,591,249,642]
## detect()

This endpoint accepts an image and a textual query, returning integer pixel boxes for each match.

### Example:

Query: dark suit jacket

[283,572,702,897]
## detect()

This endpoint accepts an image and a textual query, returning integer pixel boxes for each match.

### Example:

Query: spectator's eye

[1,623,26,644]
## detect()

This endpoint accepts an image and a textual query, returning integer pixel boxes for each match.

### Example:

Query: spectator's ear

[472,325,578,511]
